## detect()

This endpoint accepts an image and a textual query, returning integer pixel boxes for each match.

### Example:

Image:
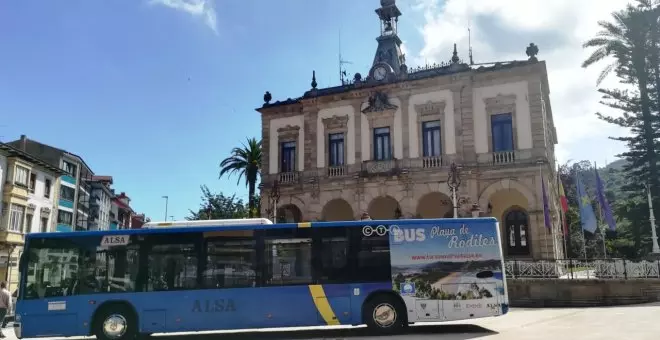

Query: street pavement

[4,302,660,340]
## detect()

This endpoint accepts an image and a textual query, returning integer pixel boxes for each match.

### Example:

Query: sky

[0,0,630,222]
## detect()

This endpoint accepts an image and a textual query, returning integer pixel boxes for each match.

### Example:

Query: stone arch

[277,204,303,223]
[416,192,453,218]
[368,196,401,220]
[478,179,535,211]
[321,198,355,221]
[502,206,531,256]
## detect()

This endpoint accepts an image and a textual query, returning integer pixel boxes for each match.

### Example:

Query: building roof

[257,59,541,110]
[0,142,66,175]
[6,135,94,174]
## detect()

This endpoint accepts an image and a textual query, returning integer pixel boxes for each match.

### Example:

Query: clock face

[374,66,387,81]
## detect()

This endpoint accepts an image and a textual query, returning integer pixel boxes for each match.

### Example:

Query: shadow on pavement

[152,324,496,340]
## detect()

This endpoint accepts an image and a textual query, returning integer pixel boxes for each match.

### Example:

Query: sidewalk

[0,325,16,340]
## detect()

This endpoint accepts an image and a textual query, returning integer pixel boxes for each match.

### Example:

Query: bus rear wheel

[93,304,137,340]
[364,294,406,334]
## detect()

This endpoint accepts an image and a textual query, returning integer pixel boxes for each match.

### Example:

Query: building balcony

[56,224,73,232]
[59,199,74,209]
[2,184,29,207]
[265,149,546,188]
[61,175,76,185]
[0,230,25,245]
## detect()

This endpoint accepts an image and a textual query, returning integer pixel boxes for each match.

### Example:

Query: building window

[422,120,441,157]
[57,209,73,226]
[14,166,29,187]
[25,213,33,233]
[373,127,391,161]
[28,173,37,193]
[44,179,52,198]
[280,141,296,173]
[504,208,530,256]
[62,161,77,177]
[40,217,49,233]
[491,113,514,152]
[60,186,75,202]
[9,204,25,233]
[328,133,345,166]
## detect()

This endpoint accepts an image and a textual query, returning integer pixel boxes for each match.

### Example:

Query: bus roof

[24,217,498,240]
[142,218,274,228]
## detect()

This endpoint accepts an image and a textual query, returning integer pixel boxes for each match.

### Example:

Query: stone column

[453,83,475,163]
[304,109,319,171]
[351,101,363,166]
[400,93,411,159]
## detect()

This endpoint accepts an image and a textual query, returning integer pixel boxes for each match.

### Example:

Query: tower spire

[371,0,405,77]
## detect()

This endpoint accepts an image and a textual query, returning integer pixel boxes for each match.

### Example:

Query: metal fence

[504,258,660,279]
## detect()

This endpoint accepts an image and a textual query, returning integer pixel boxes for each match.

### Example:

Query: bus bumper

[13,322,21,339]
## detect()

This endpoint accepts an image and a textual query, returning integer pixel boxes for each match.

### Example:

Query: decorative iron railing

[504,258,660,279]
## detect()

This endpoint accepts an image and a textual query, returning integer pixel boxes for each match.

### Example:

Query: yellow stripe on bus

[308,285,340,325]
[297,222,311,228]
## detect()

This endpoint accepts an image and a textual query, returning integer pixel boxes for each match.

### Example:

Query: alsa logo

[393,228,426,243]
[101,235,130,247]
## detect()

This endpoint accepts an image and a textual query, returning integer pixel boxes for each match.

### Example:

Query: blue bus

[15,217,508,339]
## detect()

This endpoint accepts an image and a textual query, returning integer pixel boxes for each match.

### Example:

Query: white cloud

[149,0,218,34]
[412,0,630,166]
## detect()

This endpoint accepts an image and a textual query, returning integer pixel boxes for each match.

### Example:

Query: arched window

[277,205,302,223]
[504,208,530,256]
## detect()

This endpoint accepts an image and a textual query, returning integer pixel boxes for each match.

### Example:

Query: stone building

[257,0,562,260]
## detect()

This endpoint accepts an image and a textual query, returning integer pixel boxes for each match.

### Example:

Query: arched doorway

[416,192,453,218]
[504,208,530,256]
[321,199,354,221]
[277,204,302,223]
[368,196,400,220]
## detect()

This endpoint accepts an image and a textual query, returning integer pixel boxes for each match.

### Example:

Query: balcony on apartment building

[0,208,25,245]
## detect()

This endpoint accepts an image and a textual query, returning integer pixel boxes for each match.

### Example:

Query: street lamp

[644,183,660,256]
[447,162,462,218]
[162,195,169,221]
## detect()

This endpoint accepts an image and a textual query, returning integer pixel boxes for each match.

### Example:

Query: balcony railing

[492,150,516,164]
[421,156,444,168]
[327,165,347,177]
[278,172,300,184]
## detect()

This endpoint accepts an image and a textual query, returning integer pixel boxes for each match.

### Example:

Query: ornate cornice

[321,115,349,131]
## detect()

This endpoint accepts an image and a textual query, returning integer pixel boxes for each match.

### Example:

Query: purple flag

[595,167,616,231]
[542,176,552,230]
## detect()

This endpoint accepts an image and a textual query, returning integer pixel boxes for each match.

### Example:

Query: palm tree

[219,138,262,217]
[582,5,659,199]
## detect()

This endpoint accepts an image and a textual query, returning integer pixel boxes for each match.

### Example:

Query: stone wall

[508,279,660,307]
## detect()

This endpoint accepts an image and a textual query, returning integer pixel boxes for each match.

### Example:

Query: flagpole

[577,173,588,260]
[557,166,569,259]
[594,163,607,259]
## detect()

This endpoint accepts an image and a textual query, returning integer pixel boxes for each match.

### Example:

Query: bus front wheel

[93,304,138,340]
[363,294,406,334]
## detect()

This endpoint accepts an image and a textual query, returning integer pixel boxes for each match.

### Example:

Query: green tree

[219,138,262,217]
[582,3,660,200]
[186,185,249,220]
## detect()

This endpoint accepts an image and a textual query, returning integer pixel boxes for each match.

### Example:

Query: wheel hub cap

[103,314,127,339]
[373,303,397,327]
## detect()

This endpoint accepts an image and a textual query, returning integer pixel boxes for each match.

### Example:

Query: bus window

[315,227,351,284]
[352,227,391,282]
[204,237,257,289]
[24,239,79,299]
[23,237,141,299]
[263,228,313,286]
[144,234,200,291]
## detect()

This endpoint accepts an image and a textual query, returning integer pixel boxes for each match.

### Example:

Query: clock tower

[369,0,406,82]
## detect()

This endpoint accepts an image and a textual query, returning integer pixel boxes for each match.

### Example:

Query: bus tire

[363,293,406,334]
[93,303,138,340]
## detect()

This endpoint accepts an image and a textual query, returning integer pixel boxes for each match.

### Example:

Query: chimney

[20,134,27,151]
